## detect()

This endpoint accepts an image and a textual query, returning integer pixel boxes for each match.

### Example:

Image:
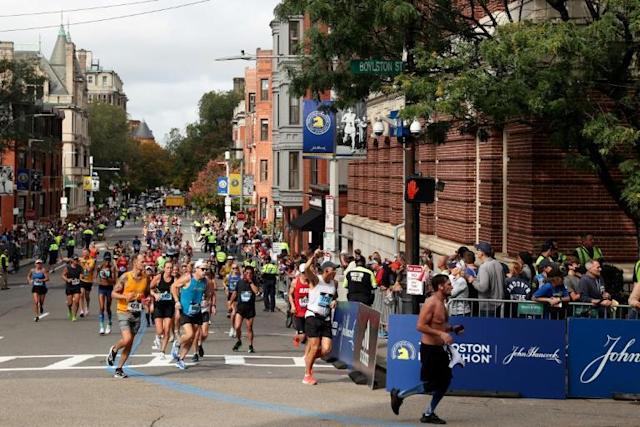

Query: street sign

[217,177,228,196]
[60,197,68,205]
[325,195,335,233]
[83,176,92,191]
[406,265,425,295]
[405,176,436,204]
[236,211,247,221]
[224,205,231,213]
[275,205,283,218]
[60,206,68,219]
[350,60,404,75]
[323,232,336,252]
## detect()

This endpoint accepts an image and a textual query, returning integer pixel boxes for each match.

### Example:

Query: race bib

[33,280,44,287]
[160,291,172,301]
[187,304,200,315]
[240,291,252,303]
[319,293,332,308]
[201,300,210,313]
[127,301,142,313]
[71,278,80,286]
[299,296,308,308]
[119,266,127,272]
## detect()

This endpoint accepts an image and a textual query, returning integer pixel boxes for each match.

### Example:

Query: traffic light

[405,176,436,204]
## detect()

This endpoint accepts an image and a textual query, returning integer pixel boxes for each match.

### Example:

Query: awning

[290,208,324,232]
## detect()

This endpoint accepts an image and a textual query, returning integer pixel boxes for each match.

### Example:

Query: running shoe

[171,341,180,362]
[113,368,128,379]
[71,315,78,322]
[153,335,161,349]
[302,374,318,385]
[67,309,72,320]
[192,354,199,362]
[34,316,39,322]
[159,353,166,360]
[228,327,233,337]
[106,346,117,366]
[79,311,85,318]
[175,359,186,370]
[420,413,446,424]
[198,344,204,357]
[99,324,105,335]
[232,340,242,352]
[248,345,255,354]
[105,324,112,334]
[293,337,300,348]
[390,388,403,415]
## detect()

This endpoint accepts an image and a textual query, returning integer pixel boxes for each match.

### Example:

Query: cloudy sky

[0,0,279,144]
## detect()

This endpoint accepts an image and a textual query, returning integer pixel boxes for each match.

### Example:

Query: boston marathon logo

[306,109,331,136]
[332,312,355,350]
[580,335,640,384]
[391,340,417,361]
[502,346,562,365]
[450,343,494,364]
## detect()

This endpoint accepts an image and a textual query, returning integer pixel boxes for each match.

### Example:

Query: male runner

[62,256,83,321]
[79,248,96,317]
[302,250,338,385]
[171,259,209,369]
[106,254,150,378]
[192,268,217,362]
[390,274,463,424]
[231,265,258,353]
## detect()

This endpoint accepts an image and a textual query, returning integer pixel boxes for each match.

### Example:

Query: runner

[62,255,83,321]
[225,263,242,337]
[97,252,117,335]
[28,259,49,322]
[79,248,96,317]
[106,254,150,378]
[132,235,142,255]
[150,261,175,357]
[289,263,310,347]
[302,250,338,385]
[192,268,217,362]
[116,253,129,278]
[231,265,258,353]
[171,259,210,369]
[390,274,464,424]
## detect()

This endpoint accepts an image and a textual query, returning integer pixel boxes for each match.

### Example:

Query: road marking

[38,312,49,319]
[43,355,95,369]
[224,355,245,365]
[0,356,16,363]
[0,336,4,340]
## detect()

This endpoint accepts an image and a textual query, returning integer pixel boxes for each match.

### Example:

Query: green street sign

[350,59,404,75]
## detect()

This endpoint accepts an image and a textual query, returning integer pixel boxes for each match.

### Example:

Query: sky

[0,0,279,144]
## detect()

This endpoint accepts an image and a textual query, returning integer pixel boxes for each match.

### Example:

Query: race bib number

[160,291,172,301]
[33,280,44,287]
[299,296,308,308]
[71,278,80,286]
[240,291,252,303]
[127,301,142,313]
[319,293,332,308]
[188,304,200,316]
[119,266,127,273]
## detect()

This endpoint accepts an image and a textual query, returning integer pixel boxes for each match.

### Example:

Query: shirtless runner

[389,274,464,424]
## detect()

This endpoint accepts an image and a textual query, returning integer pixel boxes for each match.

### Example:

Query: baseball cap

[194,259,208,270]
[35,259,43,264]
[320,260,339,271]
[475,242,493,255]
[71,255,79,260]
[298,264,306,274]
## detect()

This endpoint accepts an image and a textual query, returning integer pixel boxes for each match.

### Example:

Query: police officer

[66,233,76,258]
[83,227,94,249]
[343,257,378,306]
[206,230,216,254]
[260,256,278,312]
[48,239,59,266]
[215,245,227,278]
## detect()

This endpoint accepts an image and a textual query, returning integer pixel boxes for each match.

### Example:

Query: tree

[129,140,173,192]
[276,0,640,253]
[187,159,226,211]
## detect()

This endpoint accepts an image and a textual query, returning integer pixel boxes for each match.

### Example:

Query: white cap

[194,259,207,270]
[299,264,306,274]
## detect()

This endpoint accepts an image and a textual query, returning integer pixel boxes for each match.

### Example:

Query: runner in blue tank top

[171,259,210,370]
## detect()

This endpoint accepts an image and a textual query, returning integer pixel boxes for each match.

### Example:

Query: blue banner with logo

[16,168,30,191]
[303,100,335,155]
[217,177,228,196]
[387,316,566,399]
[330,301,360,368]
[568,318,640,398]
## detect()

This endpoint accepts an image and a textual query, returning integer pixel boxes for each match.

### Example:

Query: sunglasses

[198,267,209,272]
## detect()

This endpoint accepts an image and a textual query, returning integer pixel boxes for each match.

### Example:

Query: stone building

[79,50,128,112]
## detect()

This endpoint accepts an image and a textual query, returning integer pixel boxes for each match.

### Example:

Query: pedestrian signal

[404,176,436,203]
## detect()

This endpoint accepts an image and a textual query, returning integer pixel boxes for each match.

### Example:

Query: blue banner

[330,301,360,368]
[387,316,566,399]
[568,318,640,398]
[303,100,335,155]
[16,168,30,191]
[217,177,228,196]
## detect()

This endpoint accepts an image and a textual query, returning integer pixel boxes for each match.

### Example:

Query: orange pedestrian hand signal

[404,176,436,204]
[407,180,419,201]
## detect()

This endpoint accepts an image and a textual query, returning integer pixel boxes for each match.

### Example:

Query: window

[87,75,93,84]
[310,158,318,185]
[289,21,300,54]
[260,159,268,182]
[289,94,300,125]
[260,197,268,221]
[260,79,269,101]
[260,119,269,141]
[248,93,256,112]
[288,152,299,189]
[102,76,107,86]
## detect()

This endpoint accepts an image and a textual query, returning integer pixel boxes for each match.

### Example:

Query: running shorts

[65,284,81,295]
[305,315,332,338]
[80,281,93,292]
[293,316,306,334]
[117,312,142,334]
[202,311,210,324]
[98,286,113,297]
[420,343,452,393]
[154,302,175,319]
[179,312,203,326]
[236,304,255,320]
[32,286,48,295]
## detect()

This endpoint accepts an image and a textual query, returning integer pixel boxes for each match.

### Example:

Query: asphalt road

[0,218,638,426]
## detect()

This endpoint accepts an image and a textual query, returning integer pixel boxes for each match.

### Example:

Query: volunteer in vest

[48,239,59,266]
[576,233,603,267]
[343,257,378,306]
[535,240,554,267]
[97,252,117,335]
[97,222,107,240]
[28,259,49,322]
[288,263,310,348]
[260,256,279,312]
[206,230,216,254]
[62,255,83,321]
[231,265,259,353]
[66,233,76,259]
[215,246,227,278]
[106,254,150,379]
[150,261,175,357]
[170,259,210,370]
[191,267,217,362]
[303,250,338,385]
[79,248,96,318]
[0,250,9,290]
[83,227,94,249]
[225,263,242,337]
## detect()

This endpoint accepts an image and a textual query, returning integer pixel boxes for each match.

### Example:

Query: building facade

[80,49,128,112]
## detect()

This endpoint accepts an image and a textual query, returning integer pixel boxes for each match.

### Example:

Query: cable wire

[0,0,159,18]
[0,0,210,33]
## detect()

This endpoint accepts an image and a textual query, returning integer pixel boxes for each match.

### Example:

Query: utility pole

[89,156,94,218]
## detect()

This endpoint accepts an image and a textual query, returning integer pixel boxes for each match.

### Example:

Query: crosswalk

[0,353,332,372]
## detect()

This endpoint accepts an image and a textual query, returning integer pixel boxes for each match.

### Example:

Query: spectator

[420,248,434,271]
[448,262,470,316]
[517,251,535,282]
[436,255,449,275]
[354,248,365,265]
[462,251,478,300]
[577,260,612,317]
[629,282,640,319]
[563,256,581,301]
[469,242,504,317]
[504,262,532,317]
[533,259,555,291]
[532,266,569,318]
[575,233,603,266]
[535,240,555,267]
[343,257,377,306]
